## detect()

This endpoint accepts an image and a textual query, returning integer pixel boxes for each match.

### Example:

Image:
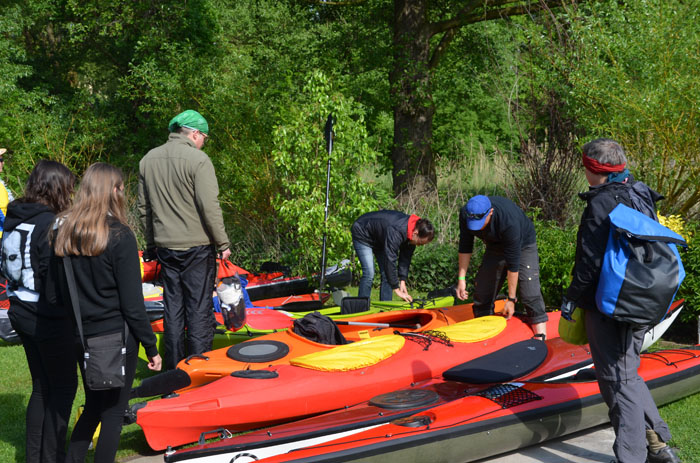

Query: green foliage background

[1,0,700,313]
[272,70,383,273]
[677,223,700,324]
[539,0,700,217]
[4,1,700,461]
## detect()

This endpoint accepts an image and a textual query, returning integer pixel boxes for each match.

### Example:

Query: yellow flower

[658,212,692,242]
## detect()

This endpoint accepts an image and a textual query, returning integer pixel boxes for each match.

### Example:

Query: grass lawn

[1,308,700,462]
[0,341,160,463]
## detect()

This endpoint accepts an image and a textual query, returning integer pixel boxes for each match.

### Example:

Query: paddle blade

[131,369,191,398]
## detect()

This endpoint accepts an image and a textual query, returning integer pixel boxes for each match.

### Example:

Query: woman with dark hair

[1,160,77,462]
[351,210,435,302]
[51,162,161,463]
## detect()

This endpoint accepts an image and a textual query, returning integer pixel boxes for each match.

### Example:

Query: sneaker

[647,446,681,463]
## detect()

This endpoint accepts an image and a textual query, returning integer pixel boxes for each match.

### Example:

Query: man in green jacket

[138,109,231,370]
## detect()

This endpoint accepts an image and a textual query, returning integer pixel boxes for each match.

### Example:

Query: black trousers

[157,245,217,370]
[66,333,138,463]
[10,311,77,463]
[472,244,548,324]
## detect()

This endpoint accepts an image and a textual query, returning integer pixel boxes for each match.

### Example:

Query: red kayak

[140,253,350,302]
[133,312,562,450]
[164,340,700,463]
[140,254,285,288]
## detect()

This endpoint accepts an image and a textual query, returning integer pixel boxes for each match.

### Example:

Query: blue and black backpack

[596,203,687,327]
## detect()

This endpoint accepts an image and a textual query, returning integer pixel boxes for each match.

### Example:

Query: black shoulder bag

[63,257,128,390]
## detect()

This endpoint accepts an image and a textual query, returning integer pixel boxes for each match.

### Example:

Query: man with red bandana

[562,138,679,463]
[351,210,434,302]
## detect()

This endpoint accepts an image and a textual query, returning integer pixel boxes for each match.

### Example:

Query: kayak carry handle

[184,354,210,365]
[198,428,233,445]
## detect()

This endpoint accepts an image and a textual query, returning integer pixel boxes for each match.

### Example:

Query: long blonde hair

[53,162,129,256]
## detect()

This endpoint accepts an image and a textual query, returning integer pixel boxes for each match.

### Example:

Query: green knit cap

[168,110,209,135]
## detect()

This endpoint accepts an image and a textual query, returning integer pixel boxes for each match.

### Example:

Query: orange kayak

[133,308,561,450]
[141,302,494,396]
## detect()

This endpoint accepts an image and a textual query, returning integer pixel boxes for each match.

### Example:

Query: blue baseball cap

[464,195,492,231]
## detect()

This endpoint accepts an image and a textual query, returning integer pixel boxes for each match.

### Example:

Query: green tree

[272,70,382,274]
[547,0,700,217]
[314,0,580,201]
[0,0,217,178]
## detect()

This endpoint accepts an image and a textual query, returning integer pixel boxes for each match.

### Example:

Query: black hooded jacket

[565,180,663,311]
[351,210,416,289]
[0,201,70,338]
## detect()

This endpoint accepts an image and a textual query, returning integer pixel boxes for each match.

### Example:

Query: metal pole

[319,114,334,293]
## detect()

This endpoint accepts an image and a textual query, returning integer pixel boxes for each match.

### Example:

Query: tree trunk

[390,0,437,202]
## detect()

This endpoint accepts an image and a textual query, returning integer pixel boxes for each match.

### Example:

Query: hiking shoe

[647,446,681,463]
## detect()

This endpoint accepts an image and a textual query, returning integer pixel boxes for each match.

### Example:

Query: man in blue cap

[456,195,547,339]
[138,109,231,369]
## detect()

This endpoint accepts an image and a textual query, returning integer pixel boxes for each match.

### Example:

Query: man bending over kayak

[351,210,434,303]
[456,195,548,339]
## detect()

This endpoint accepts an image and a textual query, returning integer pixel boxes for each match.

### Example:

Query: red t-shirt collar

[407,215,420,240]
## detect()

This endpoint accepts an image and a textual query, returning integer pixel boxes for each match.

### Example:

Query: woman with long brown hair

[51,162,161,462]
[2,160,76,462]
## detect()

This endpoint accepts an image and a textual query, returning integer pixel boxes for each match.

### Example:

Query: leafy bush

[504,91,586,226]
[272,70,382,274]
[407,243,458,294]
[542,0,700,218]
[533,218,578,307]
[677,221,700,324]
[659,212,694,243]
[406,241,487,296]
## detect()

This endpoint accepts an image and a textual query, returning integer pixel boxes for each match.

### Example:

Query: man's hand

[394,286,413,303]
[220,248,232,261]
[147,354,163,371]
[502,300,515,320]
[142,247,157,262]
[560,297,576,322]
[456,279,468,300]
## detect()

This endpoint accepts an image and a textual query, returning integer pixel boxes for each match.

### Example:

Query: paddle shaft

[319,114,334,293]
[334,320,420,329]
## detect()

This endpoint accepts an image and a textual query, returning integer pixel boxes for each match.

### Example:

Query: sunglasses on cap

[466,209,491,220]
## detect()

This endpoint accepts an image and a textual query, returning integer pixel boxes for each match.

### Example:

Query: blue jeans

[353,241,393,301]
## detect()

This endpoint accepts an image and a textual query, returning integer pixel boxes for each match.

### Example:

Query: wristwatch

[506,296,518,303]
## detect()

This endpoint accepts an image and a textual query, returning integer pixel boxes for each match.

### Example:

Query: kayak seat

[432,316,507,343]
[290,335,405,372]
[341,297,370,315]
[442,339,548,384]
[324,267,352,289]
[227,340,290,363]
